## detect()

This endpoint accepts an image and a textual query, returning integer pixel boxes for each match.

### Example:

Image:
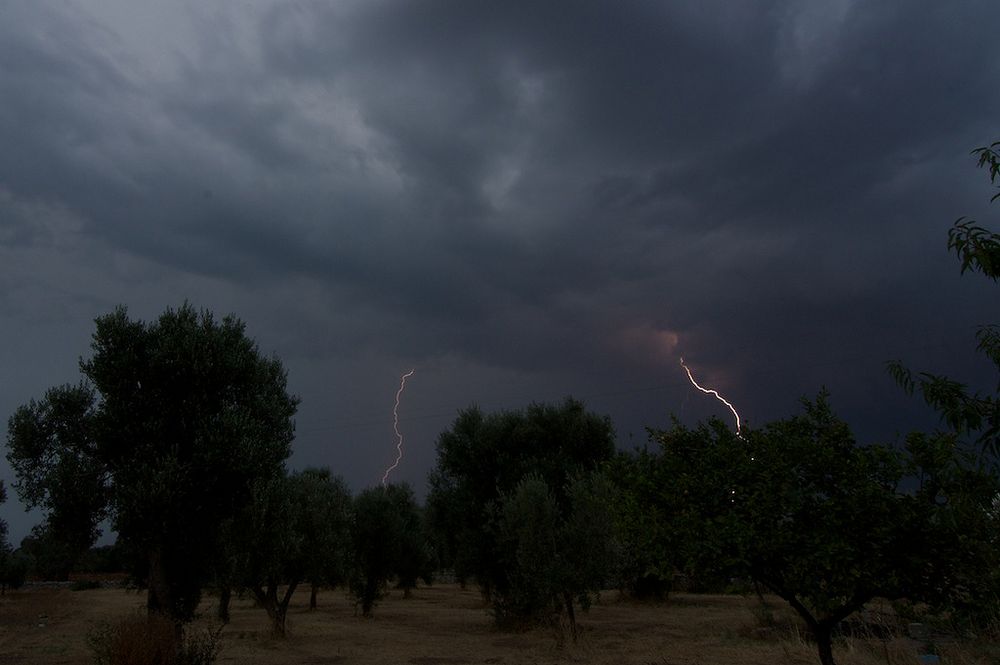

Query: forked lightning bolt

[381,369,415,486]
[680,357,741,432]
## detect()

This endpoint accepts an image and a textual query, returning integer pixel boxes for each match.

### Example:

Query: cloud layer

[2,0,998,541]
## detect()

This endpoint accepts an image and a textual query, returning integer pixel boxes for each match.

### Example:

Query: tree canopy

[350,482,428,617]
[645,394,998,665]
[5,303,299,620]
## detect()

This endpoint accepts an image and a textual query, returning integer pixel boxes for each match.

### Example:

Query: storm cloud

[2,0,997,541]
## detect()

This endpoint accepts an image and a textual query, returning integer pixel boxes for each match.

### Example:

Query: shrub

[71,579,102,591]
[0,551,28,593]
[89,613,220,665]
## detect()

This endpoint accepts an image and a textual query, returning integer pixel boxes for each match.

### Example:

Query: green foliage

[291,468,353,593]
[93,304,297,620]
[426,397,615,608]
[4,303,299,621]
[0,551,28,593]
[559,471,620,598]
[225,467,353,635]
[6,384,107,575]
[647,394,1000,665]
[0,481,26,593]
[493,470,620,636]
[350,483,428,617]
[888,141,1000,456]
[951,141,1000,278]
[902,431,1000,630]
[493,474,562,625]
[17,523,82,581]
[607,450,672,598]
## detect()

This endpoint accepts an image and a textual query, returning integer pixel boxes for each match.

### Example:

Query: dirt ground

[0,583,993,665]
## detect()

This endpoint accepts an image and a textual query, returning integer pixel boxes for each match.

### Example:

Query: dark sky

[1,1,997,543]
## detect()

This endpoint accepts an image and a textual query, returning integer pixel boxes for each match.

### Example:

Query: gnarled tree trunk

[251,578,300,637]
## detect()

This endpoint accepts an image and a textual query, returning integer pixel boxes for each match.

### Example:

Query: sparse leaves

[891,141,1000,457]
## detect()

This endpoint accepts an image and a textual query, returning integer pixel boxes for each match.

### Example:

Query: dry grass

[0,584,995,665]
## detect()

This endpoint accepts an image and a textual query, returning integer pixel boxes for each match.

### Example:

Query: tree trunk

[218,586,232,623]
[251,584,284,637]
[362,575,378,617]
[778,592,837,665]
[310,582,318,610]
[252,579,299,637]
[562,591,578,642]
[276,579,299,636]
[815,623,836,665]
[147,545,173,618]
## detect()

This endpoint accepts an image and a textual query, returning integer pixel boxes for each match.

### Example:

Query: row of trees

[419,393,998,665]
[216,469,429,635]
[2,143,997,665]
[422,142,1000,665]
[0,304,434,639]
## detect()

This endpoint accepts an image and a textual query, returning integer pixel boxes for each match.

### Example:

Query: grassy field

[0,583,994,665]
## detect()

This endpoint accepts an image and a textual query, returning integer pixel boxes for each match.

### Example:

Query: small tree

[236,473,299,637]
[6,383,107,579]
[349,483,426,617]
[557,470,620,634]
[493,474,561,626]
[225,467,352,636]
[426,398,615,612]
[293,468,353,610]
[494,470,619,638]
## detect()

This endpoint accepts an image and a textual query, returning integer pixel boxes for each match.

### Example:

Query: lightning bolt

[679,357,741,432]
[381,369,415,486]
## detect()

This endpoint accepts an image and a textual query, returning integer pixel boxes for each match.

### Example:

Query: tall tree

[5,303,298,621]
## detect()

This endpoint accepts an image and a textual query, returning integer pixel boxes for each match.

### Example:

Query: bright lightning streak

[680,357,741,432]
[381,369,415,486]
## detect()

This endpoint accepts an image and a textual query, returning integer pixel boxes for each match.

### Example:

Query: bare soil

[0,583,993,664]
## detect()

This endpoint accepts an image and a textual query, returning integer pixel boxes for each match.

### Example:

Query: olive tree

[495,470,619,638]
[5,303,298,621]
[426,397,616,625]
[295,468,353,610]
[350,482,428,617]
[6,383,107,579]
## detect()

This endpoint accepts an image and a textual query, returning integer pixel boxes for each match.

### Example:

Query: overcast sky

[1,1,997,544]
